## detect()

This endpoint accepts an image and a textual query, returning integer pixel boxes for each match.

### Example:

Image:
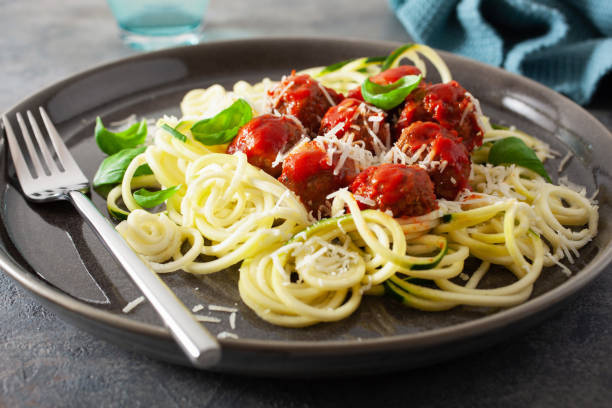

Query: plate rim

[2,36,611,355]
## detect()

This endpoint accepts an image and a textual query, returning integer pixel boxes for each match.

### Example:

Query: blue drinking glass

[106,0,210,50]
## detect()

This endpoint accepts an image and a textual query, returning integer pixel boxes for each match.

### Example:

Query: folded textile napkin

[389,0,612,105]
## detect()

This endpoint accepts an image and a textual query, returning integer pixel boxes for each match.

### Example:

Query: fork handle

[67,190,221,368]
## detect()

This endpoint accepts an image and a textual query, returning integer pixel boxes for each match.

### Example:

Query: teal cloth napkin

[389,0,612,105]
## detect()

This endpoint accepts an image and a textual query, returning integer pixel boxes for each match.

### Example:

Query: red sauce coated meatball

[396,81,483,152]
[319,98,390,153]
[395,122,471,200]
[226,114,304,177]
[279,140,356,215]
[268,73,344,135]
[346,65,422,101]
[350,163,437,217]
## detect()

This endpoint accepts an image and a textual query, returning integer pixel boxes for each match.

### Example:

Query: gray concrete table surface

[1,0,611,407]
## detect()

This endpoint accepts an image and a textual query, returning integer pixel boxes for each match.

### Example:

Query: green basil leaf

[190,99,252,145]
[488,137,552,182]
[133,185,181,208]
[134,163,153,177]
[361,74,422,110]
[161,123,187,142]
[382,44,415,70]
[93,146,152,196]
[95,117,147,155]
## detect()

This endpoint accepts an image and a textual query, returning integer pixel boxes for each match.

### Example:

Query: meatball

[395,121,471,200]
[319,98,390,153]
[350,163,437,217]
[279,140,356,215]
[396,80,483,152]
[346,65,422,101]
[227,114,304,177]
[268,73,344,135]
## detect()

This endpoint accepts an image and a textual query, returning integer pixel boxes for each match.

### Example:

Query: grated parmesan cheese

[271,137,308,168]
[558,151,573,173]
[354,194,376,206]
[217,331,239,340]
[313,131,376,175]
[122,296,145,314]
[283,113,306,133]
[465,92,487,132]
[317,81,337,107]
[229,312,237,330]
[293,236,361,277]
[270,79,294,108]
[439,160,448,172]
[208,305,239,313]
[194,315,222,323]
[410,144,428,164]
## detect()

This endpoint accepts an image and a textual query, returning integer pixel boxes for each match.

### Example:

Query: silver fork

[1,107,221,368]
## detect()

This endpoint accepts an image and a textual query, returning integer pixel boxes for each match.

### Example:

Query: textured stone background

[1,0,611,407]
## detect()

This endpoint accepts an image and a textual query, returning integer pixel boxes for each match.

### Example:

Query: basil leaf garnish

[488,137,551,182]
[133,185,181,208]
[382,44,415,70]
[361,74,422,110]
[95,117,147,155]
[161,123,187,142]
[93,146,152,196]
[190,99,252,145]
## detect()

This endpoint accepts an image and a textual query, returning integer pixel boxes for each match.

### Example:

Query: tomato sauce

[319,98,389,152]
[227,114,303,177]
[350,163,437,217]
[279,141,355,215]
[268,74,343,135]
[395,121,471,200]
[240,66,484,215]
[397,81,483,152]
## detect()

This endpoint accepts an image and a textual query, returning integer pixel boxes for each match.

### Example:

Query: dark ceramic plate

[1,38,611,377]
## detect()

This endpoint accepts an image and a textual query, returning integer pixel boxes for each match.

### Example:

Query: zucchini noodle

[239,191,451,327]
[113,125,310,275]
[300,44,451,94]
[181,79,275,118]
[105,44,599,328]
[383,44,453,83]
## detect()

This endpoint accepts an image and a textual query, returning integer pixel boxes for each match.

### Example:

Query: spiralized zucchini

[108,44,599,328]
[113,125,310,275]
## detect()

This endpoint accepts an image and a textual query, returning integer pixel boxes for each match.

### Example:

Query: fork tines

[3,108,80,180]
[2,107,88,200]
